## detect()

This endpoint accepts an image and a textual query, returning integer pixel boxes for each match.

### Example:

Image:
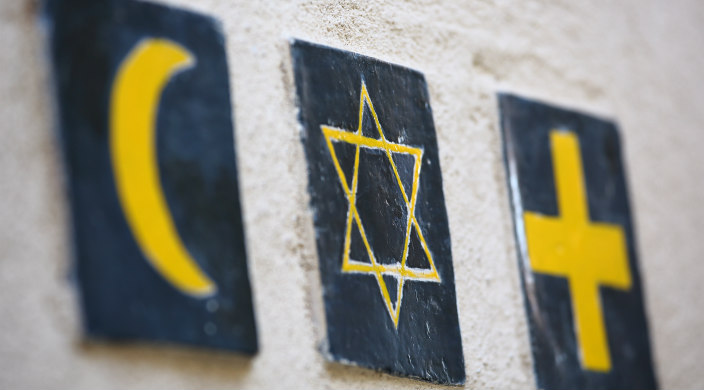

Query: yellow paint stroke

[523,131,631,371]
[110,39,216,297]
[322,81,441,328]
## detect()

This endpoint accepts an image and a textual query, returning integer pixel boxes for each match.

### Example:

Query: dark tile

[46,0,257,353]
[498,94,657,389]
[291,39,465,385]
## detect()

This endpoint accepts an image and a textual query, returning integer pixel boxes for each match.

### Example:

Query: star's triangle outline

[320,80,442,328]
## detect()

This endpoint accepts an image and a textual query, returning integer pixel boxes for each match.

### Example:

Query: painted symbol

[49,0,256,352]
[322,81,441,327]
[110,38,216,297]
[499,93,657,389]
[523,131,631,371]
[293,39,464,384]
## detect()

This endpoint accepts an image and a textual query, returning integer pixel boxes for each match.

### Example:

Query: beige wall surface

[1,0,703,388]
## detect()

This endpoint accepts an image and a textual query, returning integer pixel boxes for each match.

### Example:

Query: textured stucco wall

[1,0,703,388]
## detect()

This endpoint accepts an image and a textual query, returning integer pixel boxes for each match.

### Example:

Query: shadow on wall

[78,340,253,381]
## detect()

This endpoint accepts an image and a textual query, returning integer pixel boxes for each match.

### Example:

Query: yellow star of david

[321,80,441,328]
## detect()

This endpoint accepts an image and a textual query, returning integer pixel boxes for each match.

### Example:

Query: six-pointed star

[321,80,441,328]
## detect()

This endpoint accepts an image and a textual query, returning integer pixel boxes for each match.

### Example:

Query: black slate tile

[291,39,465,385]
[499,93,657,389]
[46,0,257,353]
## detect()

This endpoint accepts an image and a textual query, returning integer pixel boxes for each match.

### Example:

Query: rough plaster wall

[1,0,703,388]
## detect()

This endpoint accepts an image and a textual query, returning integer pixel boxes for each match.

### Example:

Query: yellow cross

[321,81,441,328]
[523,131,632,372]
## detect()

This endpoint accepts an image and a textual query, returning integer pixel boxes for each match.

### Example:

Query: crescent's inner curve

[110,38,217,297]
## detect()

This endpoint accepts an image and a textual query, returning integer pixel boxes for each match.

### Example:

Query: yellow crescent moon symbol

[110,38,217,297]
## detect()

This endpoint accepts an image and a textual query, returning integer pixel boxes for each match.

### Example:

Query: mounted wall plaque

[499,93,657,389]
[292,39,465,385]
[47,0,257,353]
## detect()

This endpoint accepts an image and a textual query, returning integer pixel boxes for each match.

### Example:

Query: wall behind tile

[1,0,702,388]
